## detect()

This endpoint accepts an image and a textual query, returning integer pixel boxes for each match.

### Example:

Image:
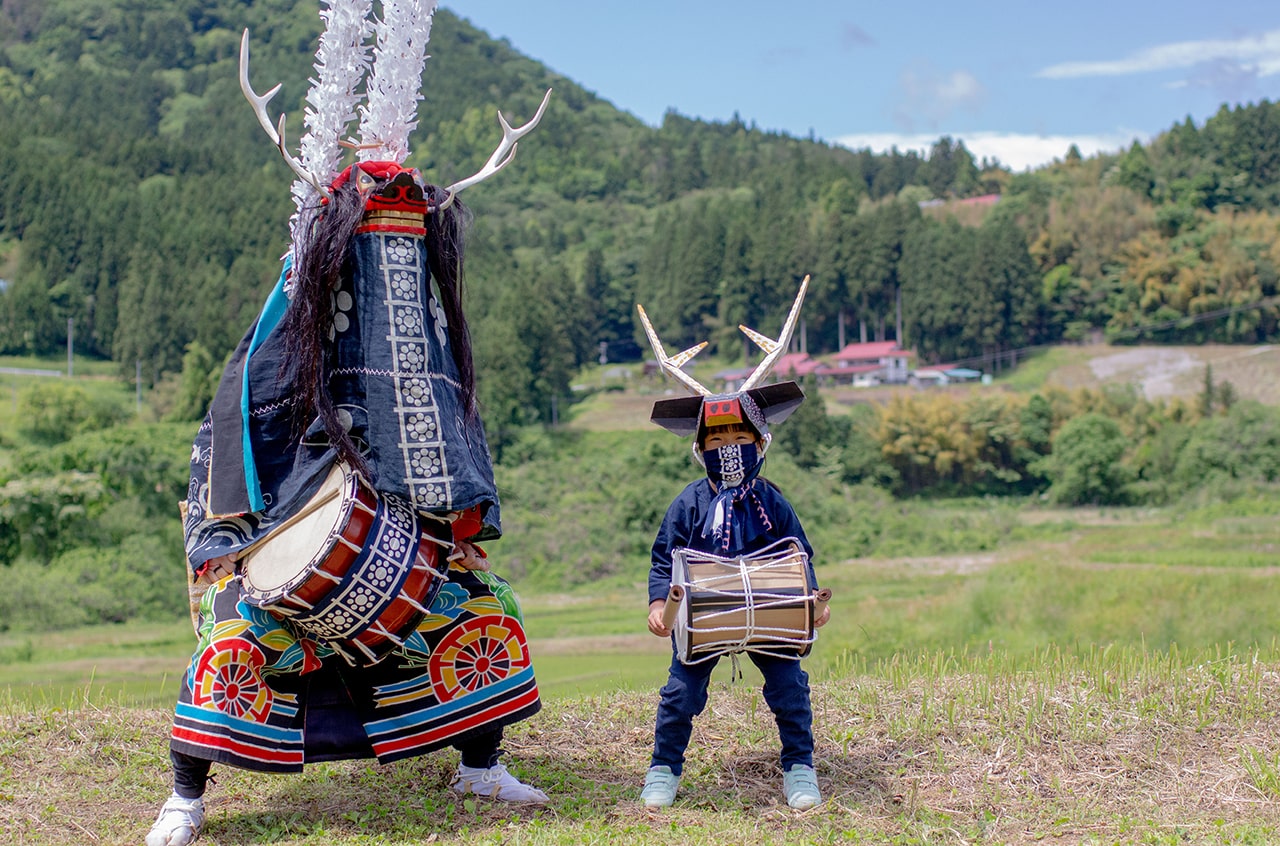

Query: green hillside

[0,1,1277,633]
[3,6,1280,842]
[1,0,1277,440]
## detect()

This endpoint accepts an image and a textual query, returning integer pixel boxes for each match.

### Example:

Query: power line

[931,295,1280,371]
[1108,295,1280,340]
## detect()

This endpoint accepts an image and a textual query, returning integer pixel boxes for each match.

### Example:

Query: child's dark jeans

[650,649,813,776]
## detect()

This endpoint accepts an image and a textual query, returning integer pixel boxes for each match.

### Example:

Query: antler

[239,29,332,199]
[438,89,553,210]
[738,275,810,391]
[636,304,712,397]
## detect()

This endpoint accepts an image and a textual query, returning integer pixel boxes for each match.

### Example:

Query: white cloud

[893,64,985,131]
[835,130,1141,172]
[1037,29,1280,79]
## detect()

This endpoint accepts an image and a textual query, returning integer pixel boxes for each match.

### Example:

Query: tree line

[3,0,1277,440]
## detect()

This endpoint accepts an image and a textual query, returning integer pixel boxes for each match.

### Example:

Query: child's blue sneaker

[640,765,680,807]
[782,763,821,809]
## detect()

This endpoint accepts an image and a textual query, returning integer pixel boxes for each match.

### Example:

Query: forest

[0,0,1279,633]
[1,1,1278,431]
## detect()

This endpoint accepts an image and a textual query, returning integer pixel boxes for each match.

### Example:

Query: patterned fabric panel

[184,229,501,572]
[169,566,540,773]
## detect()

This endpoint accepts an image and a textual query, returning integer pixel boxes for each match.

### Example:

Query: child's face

[702,427,758,451]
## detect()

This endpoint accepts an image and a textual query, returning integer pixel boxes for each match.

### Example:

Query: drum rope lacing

[675,537,817,665]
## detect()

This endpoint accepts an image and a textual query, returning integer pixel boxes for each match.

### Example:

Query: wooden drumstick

[661,584,685,631]
[813,587,832,621]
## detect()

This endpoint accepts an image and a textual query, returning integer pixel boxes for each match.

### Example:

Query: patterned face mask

[699,441,772,551]
[702,442,763,489]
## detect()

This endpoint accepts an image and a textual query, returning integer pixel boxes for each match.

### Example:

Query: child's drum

[668,537,825,664]
[239,462,449,666]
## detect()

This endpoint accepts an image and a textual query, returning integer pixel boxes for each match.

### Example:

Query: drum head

[242,464,352,594]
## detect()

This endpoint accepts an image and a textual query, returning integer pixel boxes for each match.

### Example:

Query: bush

[1173,401,1280,490]
[17,381,131,445]
[1039,413,1134,505]
[0,535,187,631]
[11,422,194,519]
[0,472,107,564]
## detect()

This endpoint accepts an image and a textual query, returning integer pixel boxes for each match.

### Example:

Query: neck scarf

[699,443,773,552]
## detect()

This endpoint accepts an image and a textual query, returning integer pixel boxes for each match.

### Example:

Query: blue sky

[448,1,1280,171]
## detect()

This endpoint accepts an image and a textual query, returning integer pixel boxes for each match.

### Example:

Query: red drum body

[239,463,448,666]
[670,537,818,665]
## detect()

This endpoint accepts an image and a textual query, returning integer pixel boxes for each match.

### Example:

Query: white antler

[239,29,332,199]
[438,89,553,210]
[738,275,810,391]
[636,304,712,397]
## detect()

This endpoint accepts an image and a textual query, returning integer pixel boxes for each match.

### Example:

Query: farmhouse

[826,341,914,385]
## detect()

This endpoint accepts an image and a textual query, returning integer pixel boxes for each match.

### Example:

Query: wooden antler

[636,303,712,397]
[438,89,553,210]
[738,275,810,391]
[239,29,331,199]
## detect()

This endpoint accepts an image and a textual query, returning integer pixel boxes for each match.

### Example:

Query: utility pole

[896,286,903,343]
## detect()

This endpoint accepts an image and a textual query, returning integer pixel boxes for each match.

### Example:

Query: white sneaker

[450,762,549,803]
[145,793,205,846]
[782,763,822,809]
[640,765,680,808]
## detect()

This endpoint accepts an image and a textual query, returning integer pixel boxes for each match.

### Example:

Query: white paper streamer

[291,0,375,220]
[358,0,437,163]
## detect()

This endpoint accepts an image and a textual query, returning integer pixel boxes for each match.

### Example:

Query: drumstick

[661,584,684,631]
[813,587,832,620]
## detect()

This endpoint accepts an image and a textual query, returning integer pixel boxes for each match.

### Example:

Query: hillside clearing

[569,344,1280,432]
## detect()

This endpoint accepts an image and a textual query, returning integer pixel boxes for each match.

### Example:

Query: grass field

[4,495,1279,709]
[4,347,1280,842]
[5,640,1280,844]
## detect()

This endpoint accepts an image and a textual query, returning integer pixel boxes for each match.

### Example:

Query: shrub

[0,472,107,564]
[1173,401,1280,490]
[1040,413,1134,505]
[15,381,134,445]
[0,535,187,630]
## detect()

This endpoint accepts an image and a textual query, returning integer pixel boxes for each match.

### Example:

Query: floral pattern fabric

[170,564,539,772]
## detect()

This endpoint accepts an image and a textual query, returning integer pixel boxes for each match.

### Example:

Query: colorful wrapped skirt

[169,564,540,773]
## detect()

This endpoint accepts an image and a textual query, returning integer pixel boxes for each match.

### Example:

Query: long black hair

[283,176,475,472]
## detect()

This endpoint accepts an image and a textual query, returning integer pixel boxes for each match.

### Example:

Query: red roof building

[775,352,824,379]
[828,341,914,384]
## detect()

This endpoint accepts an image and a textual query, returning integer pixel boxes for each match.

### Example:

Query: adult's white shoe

[145,793,205,846]
[450,763,549,803]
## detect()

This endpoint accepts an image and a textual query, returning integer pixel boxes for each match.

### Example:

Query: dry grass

[563,388,671,431]
[4,648,1280,845]
[1040,343,1280,405]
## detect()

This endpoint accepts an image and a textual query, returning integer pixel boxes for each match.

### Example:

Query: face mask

[702,442,762,488]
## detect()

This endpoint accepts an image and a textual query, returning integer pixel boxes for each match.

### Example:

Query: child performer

[634,278,830,810]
